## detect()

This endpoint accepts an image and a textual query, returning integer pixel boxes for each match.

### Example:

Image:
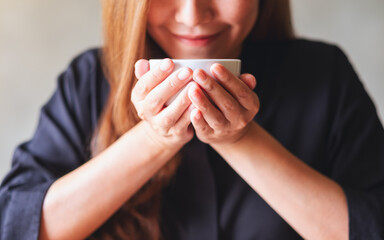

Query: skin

[39,0,348,239]
[146,0,259,59]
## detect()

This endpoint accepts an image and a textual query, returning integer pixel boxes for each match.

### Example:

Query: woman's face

[147,0,259,59]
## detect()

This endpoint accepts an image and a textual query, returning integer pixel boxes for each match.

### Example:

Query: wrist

[211,121,260,155]
[212,121,257,145]
[136,121,186,152]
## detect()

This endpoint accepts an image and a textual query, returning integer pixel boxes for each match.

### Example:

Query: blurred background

[0,0,383,180]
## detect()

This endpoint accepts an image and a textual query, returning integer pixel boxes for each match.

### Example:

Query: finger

[239,73,257,89]
[172,104,195,136]
[134,59,150,79]
[190,108,214,138]
[132,58,174,101]
[153,82,193,130]
[145,67,193,115]
[211,64,259,111]
[192,69,242,122]
[188,83,229,131]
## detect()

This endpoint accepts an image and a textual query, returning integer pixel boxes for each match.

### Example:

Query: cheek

[147,12,159,29]
[223,1,259,33]
[147,2,169,28]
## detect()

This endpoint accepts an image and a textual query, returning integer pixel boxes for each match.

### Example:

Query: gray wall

[1,0,383,180]
[0,0,102,179]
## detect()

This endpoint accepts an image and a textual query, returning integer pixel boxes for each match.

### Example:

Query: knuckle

[133,102,145,119]
[177,92,191,106]
[173,126,184,135]
[212,117,225,129]
[204,80,214,92]
[152,124,161,133]
[151,69,166,81]
[136,83,148,96]
[152,96,163,107]
[222,99,235,112]
[137,109,145,119]
[153,124,168,136]
[256,95,261,107]
[131,94,137,105]
[221,72,231,82]
[168,77,178,89]
[217,128,230,136]
[151,71,160,81]
[147,96,163,112]
[238,117,248,128]
[162,116,175,128]
[200,125,208,132]
[252,96,260,113]
[224,76,231,83]
[159,129,168,136]
[253,103,260,114]
[179,94,188,105]
[236,88,250,99]
[215,128,223,135]
[199,103,208,112]
[131,87,141,102]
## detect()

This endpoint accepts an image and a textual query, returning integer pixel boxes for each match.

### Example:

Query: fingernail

[160,59,172,71]
[178,68,190,81]
[212,64,224,77]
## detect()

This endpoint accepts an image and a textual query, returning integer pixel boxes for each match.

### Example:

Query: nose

[174,0,213,27]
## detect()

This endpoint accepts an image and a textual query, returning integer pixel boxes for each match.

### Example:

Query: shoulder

[289,38,341,54]
[269,38,349,68]
[55,48,108,107]
[69,48,101,71]
[48,48,108,133]
[244,38,348,65]
[286,39,359,88]
[287,39,350,68]
[242,38,353,84]
[265,39,355,85]
[61,48,104,90]
[281,39,362,102]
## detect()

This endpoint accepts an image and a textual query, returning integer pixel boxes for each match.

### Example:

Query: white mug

[149,59,241,105]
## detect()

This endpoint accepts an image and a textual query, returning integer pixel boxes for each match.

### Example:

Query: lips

[171,32,220,46]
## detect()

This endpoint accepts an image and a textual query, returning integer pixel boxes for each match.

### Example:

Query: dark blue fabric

[0,49,109,239]
[1,39,384,239]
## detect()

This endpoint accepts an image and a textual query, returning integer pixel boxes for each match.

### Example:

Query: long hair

[90,0,294,239]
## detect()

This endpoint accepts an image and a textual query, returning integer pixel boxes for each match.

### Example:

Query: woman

[1,0,383,239]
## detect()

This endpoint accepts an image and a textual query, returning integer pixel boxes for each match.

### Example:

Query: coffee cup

[149,59,241,105]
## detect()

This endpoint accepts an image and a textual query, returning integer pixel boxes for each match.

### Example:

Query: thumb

[134,59,150,79]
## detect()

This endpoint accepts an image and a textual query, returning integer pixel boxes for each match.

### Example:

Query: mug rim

[149,59,241,62]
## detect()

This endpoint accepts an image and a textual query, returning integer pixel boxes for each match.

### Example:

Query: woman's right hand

[132,58,195,148]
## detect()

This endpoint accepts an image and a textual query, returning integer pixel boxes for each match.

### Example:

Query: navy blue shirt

[1,39,384,239]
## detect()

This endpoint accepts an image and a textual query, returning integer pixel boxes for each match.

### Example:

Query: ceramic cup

[149,59,241,105]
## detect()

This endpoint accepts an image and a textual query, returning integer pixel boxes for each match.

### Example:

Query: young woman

[1,0,383,239]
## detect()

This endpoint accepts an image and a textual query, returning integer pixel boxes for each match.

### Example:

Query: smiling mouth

[172,32,220,46]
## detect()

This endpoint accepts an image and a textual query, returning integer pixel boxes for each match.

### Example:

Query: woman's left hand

[190,65,349,240]
[188,63,260,145]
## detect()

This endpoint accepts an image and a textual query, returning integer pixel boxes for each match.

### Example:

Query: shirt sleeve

[326,47,384,239]
[0,50,99,240]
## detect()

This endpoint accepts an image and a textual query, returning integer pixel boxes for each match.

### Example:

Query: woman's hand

[188,63,259,145]
[132,58,195,148]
